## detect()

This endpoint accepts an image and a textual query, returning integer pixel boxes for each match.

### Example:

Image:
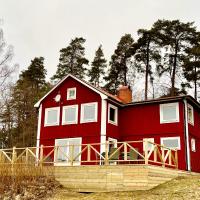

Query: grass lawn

[51,175,200,200]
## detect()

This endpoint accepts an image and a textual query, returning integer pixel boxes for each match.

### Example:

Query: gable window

[191,138,196,152]
[108,104,118,125]
[188,104,194,125]
[161,137,181,150]
[80,102,98,123]
[143,138,154,151]
[44,107,60,126]
[67,88,76,100]
[62,105,78,125]
[160,103,179,124]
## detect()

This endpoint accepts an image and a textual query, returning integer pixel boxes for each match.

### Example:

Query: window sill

[108,120,118,126]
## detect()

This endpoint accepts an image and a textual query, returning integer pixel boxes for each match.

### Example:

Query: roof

[34,74,123,108]
[125,95,200,110]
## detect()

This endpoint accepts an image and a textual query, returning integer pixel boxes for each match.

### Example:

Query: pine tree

[183,42,200,100]
[134,29,161,100]
[21,57,47,92]
[104,34,135,93]
[0,57,50,147]
[52,37,89,82]
[153,19,197,96]
[88,45,107,87]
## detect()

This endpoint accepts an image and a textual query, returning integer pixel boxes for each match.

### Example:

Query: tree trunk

[145,41,150,100]
[171,43,178,96]
[194,65,197,100]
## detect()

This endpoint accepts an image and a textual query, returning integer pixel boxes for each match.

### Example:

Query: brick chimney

[117,85,132,103]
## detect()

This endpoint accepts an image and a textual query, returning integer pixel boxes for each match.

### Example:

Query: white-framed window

[67,88,76,100]
[80,102,98,123]
[188,104,194,125]
[143,138,154,151]
[44,107,60,126]
[191,138,196,152]
[160,137,181,150]
[62,105,78,125]
[54,137,82,166]
[160,103,179,124]
[108,104,118,125]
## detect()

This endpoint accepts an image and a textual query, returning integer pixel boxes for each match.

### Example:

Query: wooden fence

[0,140,178,169]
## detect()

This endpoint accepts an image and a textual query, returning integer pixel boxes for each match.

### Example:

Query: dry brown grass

[0,164,60,199]
[51,175,200,200]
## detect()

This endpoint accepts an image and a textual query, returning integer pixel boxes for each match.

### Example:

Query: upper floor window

[67,88,76,100]
[160,103,179,124]
[161,137,181,150]
[62,105,78,125]
[188,104,194,125]
[108,104,118,125]
[80,102,98,123]
[44,107,60,126]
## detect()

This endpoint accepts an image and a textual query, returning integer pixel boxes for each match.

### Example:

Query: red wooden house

[34,74,200,172]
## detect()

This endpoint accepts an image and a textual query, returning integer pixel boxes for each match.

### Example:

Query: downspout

[36,104,42,164]
[183,99,191,171]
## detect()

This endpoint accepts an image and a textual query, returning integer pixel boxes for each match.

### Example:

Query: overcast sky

[1,0,200,79]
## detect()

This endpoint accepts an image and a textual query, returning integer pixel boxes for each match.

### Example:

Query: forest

[0,19,200,148]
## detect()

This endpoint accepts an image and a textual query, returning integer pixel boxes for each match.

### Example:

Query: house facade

[35,74,200,172]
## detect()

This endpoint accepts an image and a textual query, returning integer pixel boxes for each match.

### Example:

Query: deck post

[70,145,74,166]
[124,142,127,161]
[12,146,16,165]
[39,145,44,167]
[87,144,91,162]
[105,141,109,165]
[175,150,178,169]
[25,148,29,165]
[144,140,148,165]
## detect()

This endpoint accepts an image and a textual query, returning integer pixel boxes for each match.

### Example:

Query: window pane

[69,139,81,161]
[65,107,76,122]
[163,139,179,149]
[69,90,75,98]
[83,104,95,121]
[109,107,115,122]
[163,106,176,121]
[47,110,58,124]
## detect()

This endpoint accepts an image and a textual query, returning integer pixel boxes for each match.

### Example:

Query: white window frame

[191,138,196,152]
[143,138,154,151]
[54,137,82,166]
[44,107,60,127]
[160,137,181,150]
[67,87,76,100]
[188,104,194,126]
[80,102,98,123]
[62,105,78,125]
[160,102,179,124]
[108,104,118,125]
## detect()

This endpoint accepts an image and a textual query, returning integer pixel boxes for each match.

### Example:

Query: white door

[54,138,82,166]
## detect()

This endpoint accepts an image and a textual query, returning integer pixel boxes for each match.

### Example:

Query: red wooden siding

[39,77,102,147]
[119,101,187,170]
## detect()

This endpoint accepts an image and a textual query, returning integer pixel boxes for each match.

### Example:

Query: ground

[51,175,200,200]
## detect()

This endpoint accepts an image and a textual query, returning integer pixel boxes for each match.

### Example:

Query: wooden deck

[0,140,183,192]
[54,165,197,192]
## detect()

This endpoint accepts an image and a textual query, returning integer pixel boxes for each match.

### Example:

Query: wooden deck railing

[0,140,178,169]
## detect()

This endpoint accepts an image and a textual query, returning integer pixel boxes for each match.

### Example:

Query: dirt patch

[0,176,61,200]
